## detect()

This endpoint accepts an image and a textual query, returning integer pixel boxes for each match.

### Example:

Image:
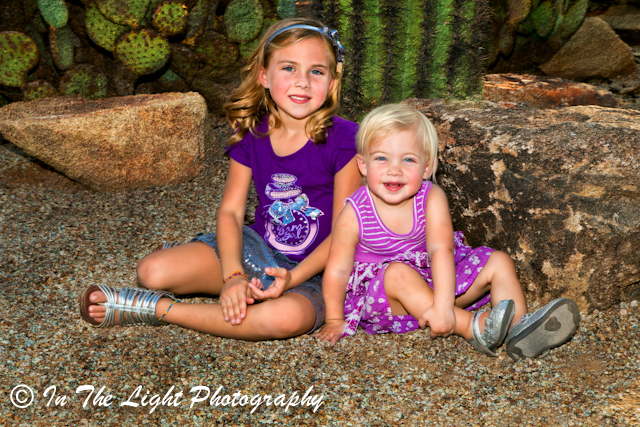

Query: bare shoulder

[334,202,359,240]
[425,183,450,210]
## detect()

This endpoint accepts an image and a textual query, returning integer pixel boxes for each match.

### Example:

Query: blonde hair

[356,103,439,180]
[224,17,343,145]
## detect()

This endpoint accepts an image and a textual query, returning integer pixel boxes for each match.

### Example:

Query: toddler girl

[79,18,362,340]
[313,103,580,360]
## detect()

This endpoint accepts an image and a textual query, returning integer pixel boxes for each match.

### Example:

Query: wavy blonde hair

[224,17,343,145]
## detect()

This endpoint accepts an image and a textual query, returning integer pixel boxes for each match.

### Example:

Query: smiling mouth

[289,95,310,103]
[384,183,404,191]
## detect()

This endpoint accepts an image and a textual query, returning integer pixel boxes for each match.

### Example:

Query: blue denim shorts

[192,226,325,333]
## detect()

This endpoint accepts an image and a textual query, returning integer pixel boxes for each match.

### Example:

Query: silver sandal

[79,284,178,327]
[467,299,515,357]
[505,297,580,361]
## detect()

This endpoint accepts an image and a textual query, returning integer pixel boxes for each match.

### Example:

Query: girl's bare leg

[383,263,477,340]
[453,251,528,328]
[86,292,316,341]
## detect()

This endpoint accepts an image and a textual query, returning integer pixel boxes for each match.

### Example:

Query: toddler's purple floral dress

[341,181,494,337]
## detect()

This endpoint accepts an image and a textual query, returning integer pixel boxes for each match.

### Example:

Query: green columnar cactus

[50,25,75,70]
[95,0,152,27]
[152,1,189,36]
[86,3,129,52]
[449,0,476,97]
[60,64,108,99]
[115,29,170,75]
[224,0,264,43]
[277,0,296,19]
[390,0,426,101]
[360,0,385,108]
[24,80,57,100]
[37,0,69,29]
[429,0,455,98]
[0,32,39,88]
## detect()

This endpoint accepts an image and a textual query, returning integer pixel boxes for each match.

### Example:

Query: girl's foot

[79,284,176,327]
[467,299,515,357]
[504,298,580,361]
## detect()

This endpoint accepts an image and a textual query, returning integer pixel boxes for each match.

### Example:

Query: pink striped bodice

[346,181,431,263]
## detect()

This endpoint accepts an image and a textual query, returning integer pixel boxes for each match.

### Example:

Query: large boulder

[599,5,640,45]
[406,98,640,311]
[540,17,637,80]
[0,92,206,191]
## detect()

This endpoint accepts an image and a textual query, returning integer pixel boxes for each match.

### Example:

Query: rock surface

[599,5,640,45]
[0,92,206,191]
[483,74,618,109]
[406,98,640,311]
[540,17,637,80]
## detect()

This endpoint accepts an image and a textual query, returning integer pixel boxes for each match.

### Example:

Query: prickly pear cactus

[115,28,170,75]
[277,0,296,19]
[24,80,57,100]
[50,25,75,70]
[37,0,69,29]
[152,1,189,36]
[0,31,40,88]
[194,31,239,69]
[224,0,264,43]
[86,3,129,52]
[60,64,108,99]
[185,0,217,41]
[95,0,151,28]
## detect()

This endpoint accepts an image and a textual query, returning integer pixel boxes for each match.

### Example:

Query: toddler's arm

[420,184,457,338]
[312,202,360,345]
[216,159,255,325]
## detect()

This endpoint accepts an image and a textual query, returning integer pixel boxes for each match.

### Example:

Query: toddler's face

[357,129,431,207]
[258,37,334,124]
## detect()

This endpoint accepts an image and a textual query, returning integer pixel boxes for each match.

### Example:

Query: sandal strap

[97,284,178,327]
[467,309,498,357]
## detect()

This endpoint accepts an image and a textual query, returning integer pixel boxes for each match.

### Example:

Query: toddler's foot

[467,299,515,357]
[505,297,580,361]
[79,284,176,327]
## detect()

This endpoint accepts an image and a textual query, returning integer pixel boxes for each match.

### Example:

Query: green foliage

[429,0,455,98]
[554,0,588,39]
[24,80,57,100]
[224,0,264,43]
[152,1,189,36]
[95,0,152,27]
[50,25,75,70]
[450,0,476,97]
[391,0,426,101]
[0,31,39,88]
[277,0,296,19]
[361,0,384,107]
[115,29,170,75]
[529,1,556,38]
[86,3,129,52]
[60,64,108,99]
[37,0,69,29]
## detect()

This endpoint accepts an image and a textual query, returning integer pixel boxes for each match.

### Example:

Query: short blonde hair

[356,103,439,179]
[224,17,343,145]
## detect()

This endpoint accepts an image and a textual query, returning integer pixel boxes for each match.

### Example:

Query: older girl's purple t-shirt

[227,116,357,263]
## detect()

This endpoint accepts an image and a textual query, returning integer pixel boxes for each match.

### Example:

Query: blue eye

[283,66,294,72]
[403,158,416,163]
[375,156,387,161]
[311,69,324,75]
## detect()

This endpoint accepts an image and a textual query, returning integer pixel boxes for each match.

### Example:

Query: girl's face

[258,37,335,124]
[357,129,432,207]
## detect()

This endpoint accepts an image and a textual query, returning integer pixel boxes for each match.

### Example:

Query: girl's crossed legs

[84,242,317,340]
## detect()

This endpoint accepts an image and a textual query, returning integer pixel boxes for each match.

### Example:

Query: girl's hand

[220,276,254,325]
[419,305,456,339]
[312,319,347,345]
[247,267,291,301]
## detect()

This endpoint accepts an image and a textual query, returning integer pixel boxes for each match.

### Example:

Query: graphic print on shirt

[264,173,324,255]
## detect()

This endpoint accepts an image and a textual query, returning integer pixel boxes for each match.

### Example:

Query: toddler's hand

[312,319,347,345]
[419,305,456,339]
[248,267,290,301]
[220,276,253,325]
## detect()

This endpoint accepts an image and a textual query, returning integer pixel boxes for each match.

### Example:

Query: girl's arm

[313,202,359,345]
[249,157,361,298]
[216,159,254,325]
[419,184,457,338]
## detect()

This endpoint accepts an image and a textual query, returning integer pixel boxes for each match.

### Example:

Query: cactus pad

[86,3,129,52]
[24,80,57,100]
[152,1,189,36]
[530,1,557,38]
[194,31,239,69]
[224,0,264,43]
[277,0,296,19]
[185,0,217,40]
[95,0,152,27]
[50,25,75,70]
[115,28,170,75]
[37,0,69,29]
[60,64,108,99]
[0,32,40,88]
